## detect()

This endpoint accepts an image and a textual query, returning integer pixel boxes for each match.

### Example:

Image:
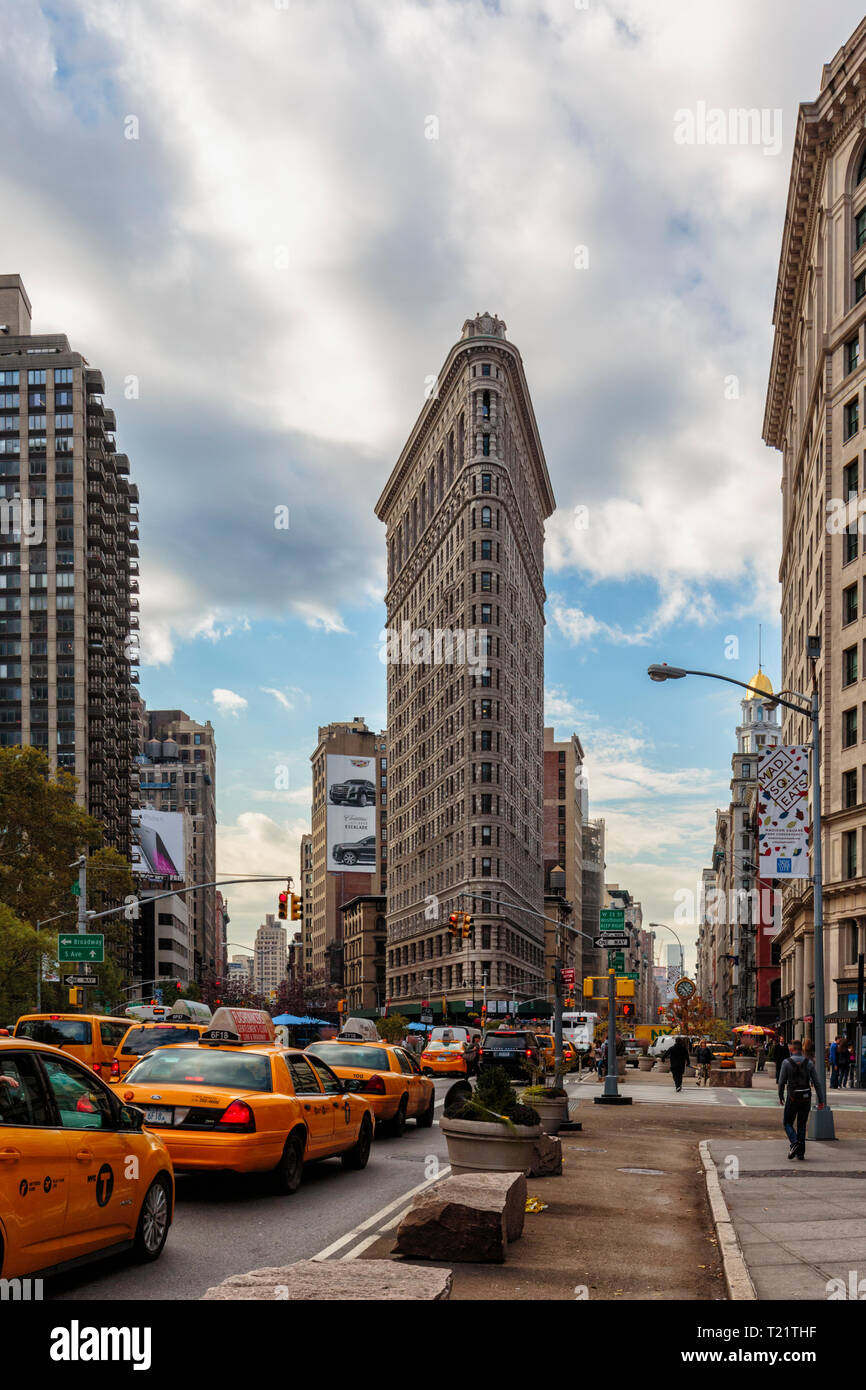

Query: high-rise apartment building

[581,817,606,990]
[299,832,313,983]
[763,19,866,1040]
[542,728,585,996]
[138,706,217,982]
[0,274,138,853]
[375,313,556,1018]
[309,718,387,985]
[253,914,287,999]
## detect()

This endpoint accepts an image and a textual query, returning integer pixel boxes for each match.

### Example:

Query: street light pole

[648,660,834,1140]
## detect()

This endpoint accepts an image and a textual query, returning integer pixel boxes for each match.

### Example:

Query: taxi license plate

[143,1106,173,1125]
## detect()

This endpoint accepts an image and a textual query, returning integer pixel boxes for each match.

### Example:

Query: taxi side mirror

[118,1103,145,1132]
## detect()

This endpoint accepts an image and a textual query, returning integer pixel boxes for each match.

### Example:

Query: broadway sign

[757,745,810,878]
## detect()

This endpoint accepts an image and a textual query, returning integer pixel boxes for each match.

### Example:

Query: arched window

[481,506,492,527]
[857,148,866,186]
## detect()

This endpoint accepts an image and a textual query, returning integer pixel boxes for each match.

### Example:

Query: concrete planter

[440,1115,543,1176]
[656,1060,671,1073]
[519,1095,569,1135]
[638,1057,654,1072]
[735,1057,757,1073]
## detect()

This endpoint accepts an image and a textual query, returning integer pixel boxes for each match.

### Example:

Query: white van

[648,1033,679,1058]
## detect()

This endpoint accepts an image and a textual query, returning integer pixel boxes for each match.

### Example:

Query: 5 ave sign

[58,933,104,963]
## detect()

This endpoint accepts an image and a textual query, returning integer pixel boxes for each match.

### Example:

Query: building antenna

[758,622,762,673]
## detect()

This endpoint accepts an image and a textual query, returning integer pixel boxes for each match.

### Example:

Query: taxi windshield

[306,1043,390,1070]
[16,1019,90,1046]
[121,1026,201,1055]
[126,1047,272,1091]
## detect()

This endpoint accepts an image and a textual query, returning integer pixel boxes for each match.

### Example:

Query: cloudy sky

[5,0,863,968]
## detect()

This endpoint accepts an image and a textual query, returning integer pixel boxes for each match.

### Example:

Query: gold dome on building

[744,668,773,700]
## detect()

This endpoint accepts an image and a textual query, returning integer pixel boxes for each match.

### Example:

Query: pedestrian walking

[596,1038,607,1081]
[668,1035,689,1093]
[829,1037,839,1089]
[838,1038,851,1088]
[772,1037,790,1082]
[695,1038,713,1086]
[756,1041,766,1072]
[778,1037,825,1159]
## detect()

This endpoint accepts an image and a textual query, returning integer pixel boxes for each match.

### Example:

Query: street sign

[599,908,625,932]
[594,933,629,949]
[70,882,80,897]
[612,952,625,972]
[624,971,639,981]
[58,933,104,963]
[421,1011,433,1025]
[560,967,575,986]
[63,974,97,987]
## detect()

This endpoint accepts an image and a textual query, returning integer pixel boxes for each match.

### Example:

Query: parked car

[648,1033,678,1058]
[331,834,377,865]
[478,1029,542,1079]
[623,1037,642,1067]
[328,778,376,806]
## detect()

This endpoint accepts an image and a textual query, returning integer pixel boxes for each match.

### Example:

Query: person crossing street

[695,1038,713,1086]
[778,1037,825,1160]
[668,1035,689,1093]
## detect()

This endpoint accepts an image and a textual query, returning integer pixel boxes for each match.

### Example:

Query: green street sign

[611,952,625,972]
[70,882,80,897]
[599,908,625,933]
[624,971,639,981]
[58,933,103,963]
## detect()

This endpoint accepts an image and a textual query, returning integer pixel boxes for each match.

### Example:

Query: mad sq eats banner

[757,745,810,878]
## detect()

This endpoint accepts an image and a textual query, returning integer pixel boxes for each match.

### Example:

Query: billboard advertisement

[326,753,376,874]
[757,745,810,878]
[132,807,185,882]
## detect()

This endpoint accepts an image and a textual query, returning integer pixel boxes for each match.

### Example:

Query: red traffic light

[278,891,288,920]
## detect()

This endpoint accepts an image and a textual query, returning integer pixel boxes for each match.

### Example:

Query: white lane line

[340,1234,381,1261]
[311,1164,451,1261]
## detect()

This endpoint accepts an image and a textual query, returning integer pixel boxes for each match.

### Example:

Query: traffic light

[68,987,84,1007]
[176,981,182,991]
[290,893,302,921]
[461,912,473,939]
[621,1002,634,1019]
[337,999,347,1014]
[278,891,288,920]
[448,912,460,936]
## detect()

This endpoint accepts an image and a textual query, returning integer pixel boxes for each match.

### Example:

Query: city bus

[561,1011,599,1056]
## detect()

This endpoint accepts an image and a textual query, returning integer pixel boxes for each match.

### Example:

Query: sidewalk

[705,1138,866,1298]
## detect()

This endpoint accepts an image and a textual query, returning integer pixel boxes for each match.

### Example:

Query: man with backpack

[778,1037,825,1159]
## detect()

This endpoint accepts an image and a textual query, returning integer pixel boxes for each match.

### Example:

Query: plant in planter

[441,1066,542,1174]
[519,1082,569,1135]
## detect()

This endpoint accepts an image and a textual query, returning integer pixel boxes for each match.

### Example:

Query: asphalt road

[50,1080,454,1301]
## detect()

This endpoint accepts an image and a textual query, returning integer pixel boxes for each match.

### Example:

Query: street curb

[699,1139,756,1301]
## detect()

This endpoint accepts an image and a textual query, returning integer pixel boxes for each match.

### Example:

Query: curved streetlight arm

[652,667,811,716]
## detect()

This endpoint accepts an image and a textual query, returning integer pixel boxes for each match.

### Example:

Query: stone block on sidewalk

[527,1132,563,1177]
[201,1260,452,1300]
[710,1068,752,1088]
[394,1171,527,1262]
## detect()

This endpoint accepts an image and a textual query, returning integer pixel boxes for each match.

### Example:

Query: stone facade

[375,314,556,1016]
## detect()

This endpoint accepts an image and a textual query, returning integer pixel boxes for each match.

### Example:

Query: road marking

[311,1163,451,1261]
[340,1234,381,1261]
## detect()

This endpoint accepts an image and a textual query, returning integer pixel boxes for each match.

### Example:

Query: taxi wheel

[387,1096,408,1138]
[341,1115,373,1170]
[133,1175,172,1263]
[416,1087,435,1128]
[273,1128,306,1195]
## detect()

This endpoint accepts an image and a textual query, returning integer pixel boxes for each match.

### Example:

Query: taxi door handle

[75,1149,94,1163]
[0,1147,21,1163]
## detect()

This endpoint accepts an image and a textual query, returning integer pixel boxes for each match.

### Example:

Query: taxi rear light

[361,1074,386,1094]
[110,1058,120,1078]
[217,1100,255,1131]
[92,1062,102,1074]
[49,1015,60,1020]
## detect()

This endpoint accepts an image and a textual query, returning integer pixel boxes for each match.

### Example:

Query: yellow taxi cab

[535,1033,555,1069]
[306,1023,435,1135]
[418,1039,472,1078]
[111,1020,209,1081]
[710,1042,735,1069]
[0,1037,173,1281]
[118,1008,376,1193]
[14,1014,133,1078]
[563,1041,579,1072]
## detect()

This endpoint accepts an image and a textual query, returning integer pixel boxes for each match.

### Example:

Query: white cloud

[261,687,295,711]
[216,811,308,947]
[212,688,248,717]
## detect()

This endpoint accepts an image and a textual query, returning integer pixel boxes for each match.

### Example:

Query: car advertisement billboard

[132,807,186,882]
[326,754,376,873]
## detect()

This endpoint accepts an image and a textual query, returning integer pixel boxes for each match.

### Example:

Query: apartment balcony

[84,369,105,393]
[87,394,104,415]
[114,454,130,474]
[103,408,116,432]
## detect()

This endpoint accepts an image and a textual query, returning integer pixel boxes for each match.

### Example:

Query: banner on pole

[757,745,810,878]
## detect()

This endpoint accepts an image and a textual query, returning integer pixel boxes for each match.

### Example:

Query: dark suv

[478,1029,542,1078]
[331,834,377,865]
[329,778,376,806]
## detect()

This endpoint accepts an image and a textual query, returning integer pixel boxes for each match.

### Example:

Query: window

[0,371,19,387]
[845,768,858,808]
[845,829,858,879]
[845,583,859,625]
[481,364,491,377]
[479,762,492,781]
[27,370,46,385]
[480,698,492,718]
[848,337,862,375]
[480,729,492,750]
[480,603,491,624]
[481,825,492,845]
[480,793,492,813]
[845,645,858,686]
[848,458,862,497]
[481,538,492,559]
[481,391,490,419]
[41,1055,116,1130]
[0,1051,50,1126]
[481,857,492,876]
[846,528,859,565]
[845,707,858,748]
[305,1056,342,1093]
[481,472,491,493]
[857,272,866,304]
[481,507,492,527]
[480,571,492,591]
[482,435,491,456]
[287,1056,322,1094]
[54,368,73,384]
[54,414,73,430]
[846,399,860,440]
[857,208,866,250]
